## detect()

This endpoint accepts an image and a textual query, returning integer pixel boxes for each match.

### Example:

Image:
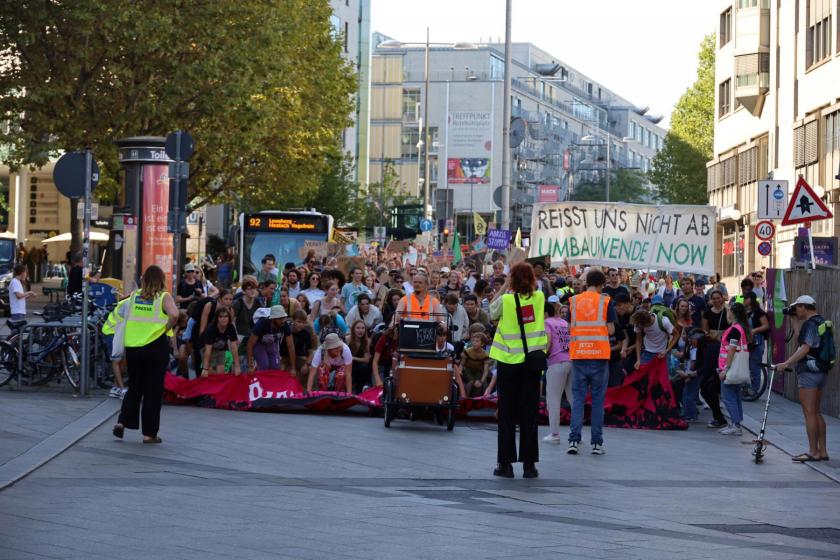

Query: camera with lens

[781,306,794,316]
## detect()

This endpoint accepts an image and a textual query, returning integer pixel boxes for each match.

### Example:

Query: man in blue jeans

[567,269,616,456]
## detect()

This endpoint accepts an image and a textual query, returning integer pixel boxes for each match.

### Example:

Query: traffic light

[443,226,450,237]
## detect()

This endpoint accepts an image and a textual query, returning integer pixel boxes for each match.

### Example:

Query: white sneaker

[591,444,606,455]
[543,433,562,444]
[718,425,741,436]
[119,388,128,400]
[567,441,579,455]
[109,387,122,399]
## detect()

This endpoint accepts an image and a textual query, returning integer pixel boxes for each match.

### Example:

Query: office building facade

[369,38,666,235]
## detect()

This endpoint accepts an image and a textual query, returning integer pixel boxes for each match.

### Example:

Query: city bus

[238,210,334,279]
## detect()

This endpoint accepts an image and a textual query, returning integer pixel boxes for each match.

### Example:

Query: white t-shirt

[311,342,353,368]
[9,278,26,316]
[636,315,674,354]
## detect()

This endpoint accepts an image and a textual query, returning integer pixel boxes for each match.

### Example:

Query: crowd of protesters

[101,243,831,466]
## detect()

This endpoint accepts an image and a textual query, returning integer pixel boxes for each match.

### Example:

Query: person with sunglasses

[176,263,205,309]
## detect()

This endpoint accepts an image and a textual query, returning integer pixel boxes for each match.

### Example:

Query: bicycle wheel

[741,364,768,402]
[0,340,18,387]
[61,345,80,389]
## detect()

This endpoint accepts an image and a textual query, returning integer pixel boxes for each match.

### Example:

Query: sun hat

[268,305,288,320]
[323,332,343,350]
[791,295,816,307]
[183,263,196,272]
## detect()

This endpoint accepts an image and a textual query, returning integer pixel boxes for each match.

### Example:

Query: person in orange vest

[567,269,616,456]
[393,272,444,323]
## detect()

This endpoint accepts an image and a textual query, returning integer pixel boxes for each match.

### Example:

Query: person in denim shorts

[776,295,830,463]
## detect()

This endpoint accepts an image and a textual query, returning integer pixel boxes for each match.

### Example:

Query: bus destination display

[245,214,328,233]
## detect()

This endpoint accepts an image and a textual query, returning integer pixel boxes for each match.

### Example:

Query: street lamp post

[501,0,513,230]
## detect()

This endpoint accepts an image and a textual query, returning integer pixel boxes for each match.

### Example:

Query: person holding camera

[776,295,832,462]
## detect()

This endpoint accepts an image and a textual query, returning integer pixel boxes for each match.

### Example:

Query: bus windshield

[239,212,332,277]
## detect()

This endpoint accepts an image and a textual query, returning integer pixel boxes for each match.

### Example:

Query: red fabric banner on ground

[164,356,685,430]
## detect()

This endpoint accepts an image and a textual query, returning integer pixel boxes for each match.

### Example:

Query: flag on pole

[452,230,462,263]
[473,213,487,236]
[514,227,522,248]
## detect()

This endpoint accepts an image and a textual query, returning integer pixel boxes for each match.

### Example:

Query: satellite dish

[510,117,526,148]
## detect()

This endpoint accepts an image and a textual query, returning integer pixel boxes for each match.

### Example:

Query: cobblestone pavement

[1,400,838,560]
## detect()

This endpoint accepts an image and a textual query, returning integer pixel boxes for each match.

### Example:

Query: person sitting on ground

[345,292,383,332]
[199,307,241,377]
[307,332,354,393]
[346,320,372,393]
[296,292,311,316]
[460,328,492,398]
[444,292,470,343]
[280,310,317,385]
[302,271,324,304]
[463,293,490,330]
[257,279,276,308]
[371,325,399,387]
[256,254,277,284]
[310,281,344,321]
[246,305,295,373]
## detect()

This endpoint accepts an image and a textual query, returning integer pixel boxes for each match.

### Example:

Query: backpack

[809,317,837,373]
[319,324,343,344]
[650,303,677,333]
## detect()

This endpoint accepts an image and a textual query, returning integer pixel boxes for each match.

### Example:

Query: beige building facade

[709,0,840,288]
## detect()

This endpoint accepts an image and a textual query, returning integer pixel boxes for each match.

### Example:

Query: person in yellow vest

[393,272,444,323]
[101,296,130,399]
[489,263,547,479]
[567,269,616,456]
[112,265,179,444]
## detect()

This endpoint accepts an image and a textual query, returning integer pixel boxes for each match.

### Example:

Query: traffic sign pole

[172,131,181,294]
[807,223,816,271]
[80,149,92,397]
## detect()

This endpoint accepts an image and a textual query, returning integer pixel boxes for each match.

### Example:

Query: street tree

[649,33,715,204]
[570,168,649,204]
[363,161,419,230]
[0,0,355,209]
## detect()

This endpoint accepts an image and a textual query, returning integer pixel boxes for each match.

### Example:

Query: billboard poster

[141,164,173,292]
[447,158,491,184]
[447,111,493,187]
[793,235,837,266]
[538,185,559,203]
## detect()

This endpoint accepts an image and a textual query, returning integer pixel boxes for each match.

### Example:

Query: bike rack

[16,319,99,394]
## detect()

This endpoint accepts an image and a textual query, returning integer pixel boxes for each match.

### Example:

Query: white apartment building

[709,0,840,287]
[329,0,371,186]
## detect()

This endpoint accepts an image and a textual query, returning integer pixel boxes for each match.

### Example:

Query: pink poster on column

[141,164,173,293]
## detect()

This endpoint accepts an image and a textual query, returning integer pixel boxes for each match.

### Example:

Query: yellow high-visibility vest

[124,291,170,347]
[101,298,130,336]
[489,291,547,364]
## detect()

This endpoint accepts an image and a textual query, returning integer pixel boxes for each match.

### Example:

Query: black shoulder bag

[514,293,548,372]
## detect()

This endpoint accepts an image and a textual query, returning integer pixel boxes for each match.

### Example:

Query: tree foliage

[298,153,364,227]
[571,168,649,204]
[649,33,715,204]
[0,0,355,207]
[363,161,419,229]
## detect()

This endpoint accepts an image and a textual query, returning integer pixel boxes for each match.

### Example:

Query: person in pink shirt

[543,299,573,444]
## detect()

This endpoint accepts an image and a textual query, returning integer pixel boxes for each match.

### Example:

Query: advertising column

[115,136,174,293]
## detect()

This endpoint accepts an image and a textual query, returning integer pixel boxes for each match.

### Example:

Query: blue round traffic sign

[419,218,433,232]
[757,241,772,256]
[773,188,784,200]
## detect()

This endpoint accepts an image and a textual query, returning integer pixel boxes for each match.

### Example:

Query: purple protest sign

[486,228,511,250]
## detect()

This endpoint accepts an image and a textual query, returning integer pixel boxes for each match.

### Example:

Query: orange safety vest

[400,293,439,320]
[569,291,611,360]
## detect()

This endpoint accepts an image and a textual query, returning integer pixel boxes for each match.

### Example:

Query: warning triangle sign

[781,176,833,226]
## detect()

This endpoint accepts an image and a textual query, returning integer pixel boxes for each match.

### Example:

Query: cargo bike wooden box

[382,315,459,430]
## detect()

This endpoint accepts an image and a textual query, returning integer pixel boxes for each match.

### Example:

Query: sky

[371,0,717,129]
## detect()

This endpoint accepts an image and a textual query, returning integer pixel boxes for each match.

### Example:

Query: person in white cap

[776,295,832,462]
[246,305,296,373]
[307,332,353,393]
[176,262,205,309]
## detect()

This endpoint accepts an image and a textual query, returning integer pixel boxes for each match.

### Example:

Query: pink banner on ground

[164,357,686,430]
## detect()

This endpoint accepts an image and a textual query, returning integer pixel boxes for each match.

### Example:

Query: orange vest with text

[400,293,439,320]
[569,291,611,360]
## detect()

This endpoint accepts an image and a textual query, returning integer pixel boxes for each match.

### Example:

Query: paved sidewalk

[741,391,840,482]
[0,389,120,489]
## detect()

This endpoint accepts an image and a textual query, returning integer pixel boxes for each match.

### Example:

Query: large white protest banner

[530,202,717,275]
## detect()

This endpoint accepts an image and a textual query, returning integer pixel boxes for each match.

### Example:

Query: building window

[490,56,504,80]
[402,88,420,121]
[806,1,833,68]
[719,79,732,117]
[630,121,637,140]
[401,127,420,159]
[344,22,349,53]
[720,8,732,47]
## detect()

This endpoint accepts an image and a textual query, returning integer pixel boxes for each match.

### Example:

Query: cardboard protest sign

[530,202,716,275]
[508,247,528,267]
[337,256,366,278]
[486,229,511,250]
[385,240,410,255]
[299,240,328,260]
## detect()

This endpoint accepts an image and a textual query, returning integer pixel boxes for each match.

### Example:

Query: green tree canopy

[571,168,649,204]
[649,33,715,204]
[0,0,355,208]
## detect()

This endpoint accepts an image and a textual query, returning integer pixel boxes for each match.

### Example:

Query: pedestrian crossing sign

[781,176,833,226]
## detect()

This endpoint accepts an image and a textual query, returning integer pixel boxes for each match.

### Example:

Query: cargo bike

[382,313,459,431]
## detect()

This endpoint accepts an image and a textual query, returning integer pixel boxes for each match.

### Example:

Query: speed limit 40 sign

[755,220,775,241]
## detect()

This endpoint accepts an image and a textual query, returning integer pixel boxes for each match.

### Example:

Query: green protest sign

[530,202,717,275]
